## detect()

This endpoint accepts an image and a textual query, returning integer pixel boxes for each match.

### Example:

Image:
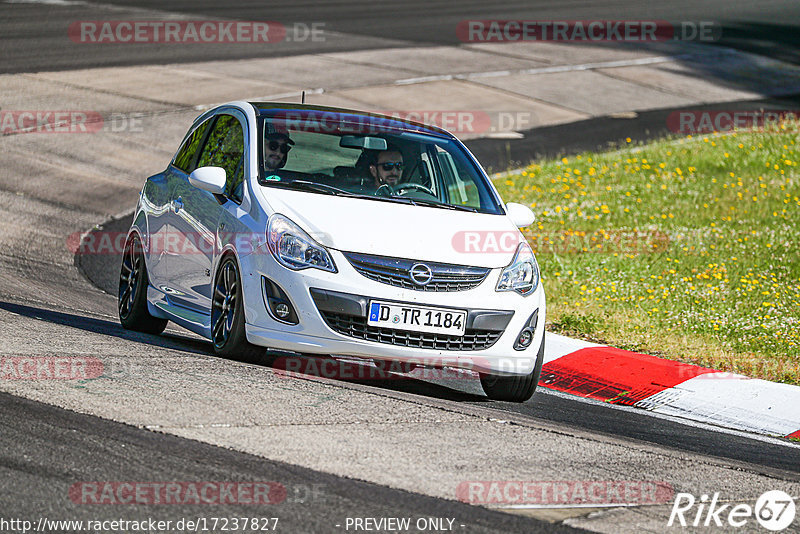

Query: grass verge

[494,123,800,384]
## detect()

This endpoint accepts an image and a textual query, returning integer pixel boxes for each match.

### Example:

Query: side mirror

[506,202,535,228]
[188,166,226,195]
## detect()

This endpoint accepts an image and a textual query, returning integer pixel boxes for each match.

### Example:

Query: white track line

[395,55,693,85]
[540,388,800,448]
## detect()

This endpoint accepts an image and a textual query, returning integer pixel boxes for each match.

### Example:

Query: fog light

[517,329,533,348]
[275,303,290,318]
[262,276,299,325]
[513,309,539,351]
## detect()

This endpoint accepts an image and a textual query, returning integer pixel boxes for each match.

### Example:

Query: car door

[145,116,213,290]
[168,112,246,313]
[140,170,172,288]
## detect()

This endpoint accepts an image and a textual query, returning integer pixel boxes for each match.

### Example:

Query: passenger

[368,145,404,189]
[264,132,294,171]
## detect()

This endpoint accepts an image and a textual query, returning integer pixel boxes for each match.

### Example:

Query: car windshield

[258,113,504,215]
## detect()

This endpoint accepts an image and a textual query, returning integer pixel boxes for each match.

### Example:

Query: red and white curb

[542,333,800,439]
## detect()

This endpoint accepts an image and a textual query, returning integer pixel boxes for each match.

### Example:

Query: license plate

[367,301,466,336]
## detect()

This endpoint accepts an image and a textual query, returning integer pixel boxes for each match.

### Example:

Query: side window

[173,119,213,173]
[418,152,436,193]
[434,146,481,208]
[196,115,245,203]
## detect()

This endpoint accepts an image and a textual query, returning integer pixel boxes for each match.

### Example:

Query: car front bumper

[240,247,546,376]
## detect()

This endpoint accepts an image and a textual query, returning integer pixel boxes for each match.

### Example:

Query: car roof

[250,102,453,139]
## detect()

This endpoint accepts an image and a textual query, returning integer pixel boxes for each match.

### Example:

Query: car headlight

[496,242,539,296]
[267,214,337,272]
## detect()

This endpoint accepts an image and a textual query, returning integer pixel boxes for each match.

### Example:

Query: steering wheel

[375,182,435,197]
[394,182,435,196]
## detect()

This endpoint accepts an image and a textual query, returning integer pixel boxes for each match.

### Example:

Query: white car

[119,102,546,402]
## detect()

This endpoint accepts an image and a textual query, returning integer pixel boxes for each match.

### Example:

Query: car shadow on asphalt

[0,300,218,356]
[0,300,488,403]
[258,351,489,402]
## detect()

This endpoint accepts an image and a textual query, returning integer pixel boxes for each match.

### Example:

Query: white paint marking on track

[395,55,693,85]
[540,388,800,448]
[5,0,86,4]
[637,375,800,437]
[493,503,645,509]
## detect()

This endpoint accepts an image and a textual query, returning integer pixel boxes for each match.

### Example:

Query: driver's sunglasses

[379,162,404,171]
[268,141,291,154]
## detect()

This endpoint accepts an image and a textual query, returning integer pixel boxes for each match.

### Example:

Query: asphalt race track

[78,160,800,477]
[3,0,800,73]
[2,2,800,533]
[0,391,575,532]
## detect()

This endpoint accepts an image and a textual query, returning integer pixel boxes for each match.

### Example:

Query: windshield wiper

[268,180,354,197]
[386,196,479,212]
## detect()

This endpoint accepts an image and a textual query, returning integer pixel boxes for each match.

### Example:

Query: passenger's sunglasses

[379,162,404,171]
[268,141,291,154]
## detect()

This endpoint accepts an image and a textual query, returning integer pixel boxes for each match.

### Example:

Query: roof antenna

[301,90,305,104]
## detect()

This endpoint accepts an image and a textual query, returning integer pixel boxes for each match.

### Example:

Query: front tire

[480,335,545,402]
[118,234,168,334]
[211,256,262,361]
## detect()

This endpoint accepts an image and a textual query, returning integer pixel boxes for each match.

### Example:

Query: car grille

[318,310,502,351]
[343,252,490,292]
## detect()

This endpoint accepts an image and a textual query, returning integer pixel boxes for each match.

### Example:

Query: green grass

[494,123,800,384]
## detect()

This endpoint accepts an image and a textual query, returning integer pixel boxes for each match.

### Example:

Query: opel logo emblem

[409,263,433,286]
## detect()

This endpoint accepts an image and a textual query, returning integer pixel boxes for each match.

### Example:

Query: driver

[369,145,404,188]
[264,132,294,171]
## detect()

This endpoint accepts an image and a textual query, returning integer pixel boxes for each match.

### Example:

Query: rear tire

[480,335,545,402]
[118,234,168,335]
[211,256,263,362]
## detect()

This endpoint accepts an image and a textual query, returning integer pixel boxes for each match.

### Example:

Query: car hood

[260,187,525,269]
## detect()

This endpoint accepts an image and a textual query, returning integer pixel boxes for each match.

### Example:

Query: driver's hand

[375,183,393,196]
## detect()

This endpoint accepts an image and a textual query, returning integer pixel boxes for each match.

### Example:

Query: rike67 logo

[668,490,796,531]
